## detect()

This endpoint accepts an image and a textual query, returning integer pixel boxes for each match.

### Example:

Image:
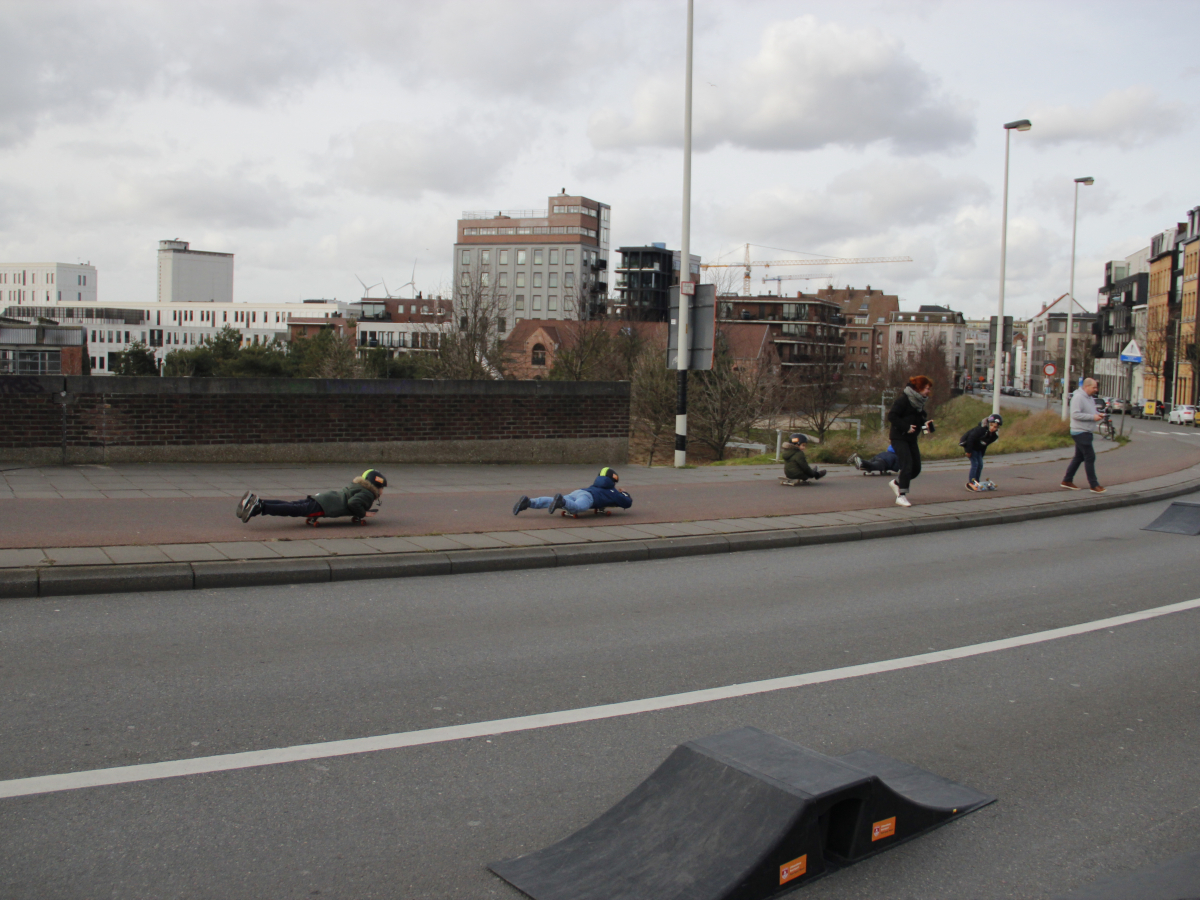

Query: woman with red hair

[886,375,935,507]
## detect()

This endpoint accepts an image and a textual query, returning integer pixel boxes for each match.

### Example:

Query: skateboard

[305,510,376,527]
[560,509,614,518]
[778,477,812,486]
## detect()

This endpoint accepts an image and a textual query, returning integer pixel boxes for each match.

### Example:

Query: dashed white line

[2,597,1199,800]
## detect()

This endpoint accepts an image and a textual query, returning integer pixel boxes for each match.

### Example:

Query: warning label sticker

[779,854,807,884]
[871,816,897,841]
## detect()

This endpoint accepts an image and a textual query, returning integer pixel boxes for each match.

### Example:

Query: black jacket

[887,393,928,445]
[960,425,999,455]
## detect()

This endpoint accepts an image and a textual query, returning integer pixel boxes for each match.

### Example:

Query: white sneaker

[889,479,900,498]
[895,495,911,507]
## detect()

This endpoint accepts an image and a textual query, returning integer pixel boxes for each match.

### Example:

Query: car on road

[1167,404,1196,425]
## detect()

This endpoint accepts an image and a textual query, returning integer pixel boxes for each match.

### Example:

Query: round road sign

[1043,362,1058,377]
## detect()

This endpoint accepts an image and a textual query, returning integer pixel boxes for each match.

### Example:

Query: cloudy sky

[2,0,1197,319]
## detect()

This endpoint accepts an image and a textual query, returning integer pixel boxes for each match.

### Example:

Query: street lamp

[993,119,1031,416]
[1061,176,1095,420]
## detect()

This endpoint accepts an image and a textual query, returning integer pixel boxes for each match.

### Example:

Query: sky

[2,0,1198,320]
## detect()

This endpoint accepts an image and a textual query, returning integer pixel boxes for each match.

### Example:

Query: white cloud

[589,16,973,154]
[336,121,521,199]
[1025,87,1185,149]
[107,166,309,230]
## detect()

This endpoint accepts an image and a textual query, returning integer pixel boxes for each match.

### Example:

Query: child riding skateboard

[237,469,387,525]
[780,433,826,486]
[513,467,633,518]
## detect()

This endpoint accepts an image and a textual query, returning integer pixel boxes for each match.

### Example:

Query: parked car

[1167,404,1196,425]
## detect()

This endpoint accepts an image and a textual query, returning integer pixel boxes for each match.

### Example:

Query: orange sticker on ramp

[779,854,807,884]
[871,816,896,841]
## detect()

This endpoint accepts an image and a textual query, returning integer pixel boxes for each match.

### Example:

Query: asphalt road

[1,495,1199,898]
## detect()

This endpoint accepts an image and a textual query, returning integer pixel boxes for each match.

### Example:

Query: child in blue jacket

[513,467,633,517]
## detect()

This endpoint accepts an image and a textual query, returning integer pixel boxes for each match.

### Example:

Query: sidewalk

[2,438,1198,599]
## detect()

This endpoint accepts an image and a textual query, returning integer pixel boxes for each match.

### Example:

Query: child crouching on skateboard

[513,467,633,517]
[780,433,826,485]
[237,469,387,524]
[960,415,1001,491]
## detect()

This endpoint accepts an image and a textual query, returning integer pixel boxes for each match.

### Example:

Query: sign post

[1119,340,1142,438]
[1043,362,1057,409]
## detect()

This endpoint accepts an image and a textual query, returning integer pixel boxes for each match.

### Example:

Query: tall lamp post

[675,0,694,467]
[993,118,1031,416]
[1061,176,1095,420]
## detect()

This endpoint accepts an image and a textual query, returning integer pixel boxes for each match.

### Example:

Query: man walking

[1061,377,1106,493]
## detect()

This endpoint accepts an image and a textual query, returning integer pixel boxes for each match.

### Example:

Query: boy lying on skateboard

[512,466,633,518]
[237,469,387,525]
[780,433,826,485]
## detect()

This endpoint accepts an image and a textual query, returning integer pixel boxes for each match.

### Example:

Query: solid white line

[3,597,1200,800]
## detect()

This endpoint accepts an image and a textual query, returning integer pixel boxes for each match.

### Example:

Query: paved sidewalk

[0,439,1192,572]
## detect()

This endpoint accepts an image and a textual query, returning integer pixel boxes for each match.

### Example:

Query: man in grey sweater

[1060,377,1106,493]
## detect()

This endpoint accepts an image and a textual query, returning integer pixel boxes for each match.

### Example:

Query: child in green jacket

[781,434,826,484]
[237,469,386,523]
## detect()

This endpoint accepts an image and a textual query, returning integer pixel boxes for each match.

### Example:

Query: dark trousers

[968,451,985,483]
[260,498,323,517]
[895,441,921,492]
[1064,432,1098,488]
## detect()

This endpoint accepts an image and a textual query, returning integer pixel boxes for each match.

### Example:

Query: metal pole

[993,128,1012,417]
[674,0,693,468]
[1061,180,1080,420]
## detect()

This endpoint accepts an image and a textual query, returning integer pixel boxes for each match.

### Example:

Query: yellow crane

[702,243,913,295]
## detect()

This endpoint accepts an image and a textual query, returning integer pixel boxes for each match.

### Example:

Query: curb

[4,479,1198,600]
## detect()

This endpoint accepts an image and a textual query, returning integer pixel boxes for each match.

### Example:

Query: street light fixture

[1061,176,1095,420]
[993,119,1032,416]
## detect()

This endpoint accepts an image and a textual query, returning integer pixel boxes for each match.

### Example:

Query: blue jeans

[968,451,984,483]
[529,489,593,513]
[1064,432,1098,487]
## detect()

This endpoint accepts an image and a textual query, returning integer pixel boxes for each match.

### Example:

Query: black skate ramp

[489,726,994,900]
[1143,500,1200,535]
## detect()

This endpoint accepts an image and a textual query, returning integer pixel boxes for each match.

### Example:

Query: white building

[1,262,98,306]
[157,239,234,304]
[885,306,967,380]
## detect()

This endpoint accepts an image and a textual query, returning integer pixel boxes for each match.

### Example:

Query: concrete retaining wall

[0,375,629,465]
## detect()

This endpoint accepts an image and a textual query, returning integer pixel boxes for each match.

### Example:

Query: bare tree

[689,329,780,460]
[428,264,511,380]
[1141,310,1169,402]
[629,333,677,466]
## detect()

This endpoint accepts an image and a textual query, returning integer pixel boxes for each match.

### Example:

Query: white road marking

[3,597,1199,800]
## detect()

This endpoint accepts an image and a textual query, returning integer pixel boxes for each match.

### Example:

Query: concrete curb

[4,478,1198,599]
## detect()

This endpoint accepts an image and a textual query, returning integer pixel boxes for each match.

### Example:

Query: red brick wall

[0,376,629,454]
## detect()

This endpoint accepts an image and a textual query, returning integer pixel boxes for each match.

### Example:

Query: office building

[1,262,97,306]
[613,243,702,321]
[157,239,234,304]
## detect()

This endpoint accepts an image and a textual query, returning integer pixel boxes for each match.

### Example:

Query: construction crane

[702,243,913,295]
[762,274,834,296]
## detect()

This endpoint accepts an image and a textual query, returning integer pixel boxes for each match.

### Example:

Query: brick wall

[0,376,629,465]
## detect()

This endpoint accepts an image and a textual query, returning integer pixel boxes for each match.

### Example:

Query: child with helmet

[959,415,1002,491]
[512,467,633,518]
[237,469,387,523]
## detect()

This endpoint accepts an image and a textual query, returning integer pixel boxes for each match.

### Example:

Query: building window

[481,272,490,287]
[549,249,559,265]
[548,273,558,288]
[499,272,508,287]
[516,272,526,287]
[532,344,546,366]
[533,295,542,311]
[565,250,574,265]
[895,331,903,344]
[517,250,526,265]
[461,272,470,286]
[565,272,574,287]
[533,273,543,288]
[533,249,544,265]
[481,250,490,265]
[515,295,525,310]
[461,250,470,265]
[548,296,557,311]
[499,250,509,265]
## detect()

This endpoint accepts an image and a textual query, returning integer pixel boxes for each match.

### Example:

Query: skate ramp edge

[488,726,995,900]
[1143,501,1200,535]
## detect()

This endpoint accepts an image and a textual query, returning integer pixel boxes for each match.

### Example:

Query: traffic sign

[1119,339,1143,364]
[1043,362,1057,377]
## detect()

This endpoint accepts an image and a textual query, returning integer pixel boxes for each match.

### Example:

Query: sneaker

[967,481,979,492]
[889,479,900,498]
[549,493,565,514]
[814,469,826,481]
[1090,485,1106,493]
[238,492,258,522]
[1059,481,1080,490]
[247,498,263,520]
[513,495,530,516]
[848,454,862,469]
[895,495,912,507]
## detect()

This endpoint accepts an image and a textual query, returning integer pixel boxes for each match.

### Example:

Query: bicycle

[1098,415,1117,441]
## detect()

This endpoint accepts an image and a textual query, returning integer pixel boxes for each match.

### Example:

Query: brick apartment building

[717,293,844,377]
[453,191,611,329]
[813,285,898,377]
